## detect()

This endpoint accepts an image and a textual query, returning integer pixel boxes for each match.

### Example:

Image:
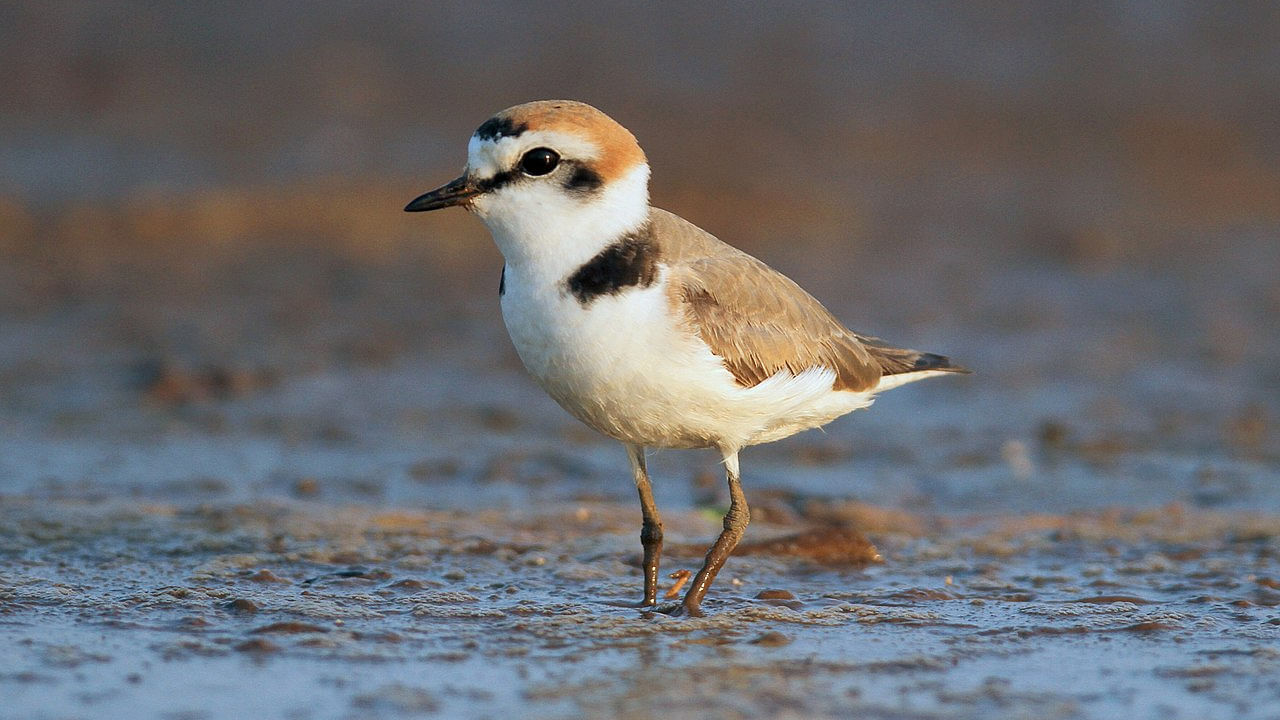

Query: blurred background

[1,1,1277,511]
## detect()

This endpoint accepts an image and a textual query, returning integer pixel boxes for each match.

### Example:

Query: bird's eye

[519,148,560,176]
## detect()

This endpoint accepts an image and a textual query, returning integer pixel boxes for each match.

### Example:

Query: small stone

[246,569,291,584]
[234,638,280,653]
[250,621,329,635]
[221,598,259,614]
[750,631,792,647]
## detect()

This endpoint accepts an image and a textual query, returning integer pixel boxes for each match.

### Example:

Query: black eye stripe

[473,160,597,195]
[565,165,603,193]
[474,169,521,193]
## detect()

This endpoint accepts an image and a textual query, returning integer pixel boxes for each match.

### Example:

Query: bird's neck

[480,164,652,285]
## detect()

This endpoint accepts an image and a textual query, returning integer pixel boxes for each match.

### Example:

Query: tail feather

[857,335,971,381]
[893,351,968,375]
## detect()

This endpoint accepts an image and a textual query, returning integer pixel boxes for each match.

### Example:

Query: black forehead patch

[475,116,528,142]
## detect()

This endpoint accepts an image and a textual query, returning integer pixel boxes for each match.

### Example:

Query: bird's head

[406,100,651,250]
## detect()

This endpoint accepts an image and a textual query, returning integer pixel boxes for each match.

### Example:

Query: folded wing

[652,209,966,392]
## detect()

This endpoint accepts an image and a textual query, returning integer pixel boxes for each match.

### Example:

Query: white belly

[499,266,873,451]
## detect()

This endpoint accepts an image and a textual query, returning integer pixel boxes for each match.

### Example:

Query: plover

[405,100,967,616]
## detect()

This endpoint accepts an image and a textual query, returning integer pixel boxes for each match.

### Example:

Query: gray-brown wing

[649,207,965,388]
[670,252,884,392]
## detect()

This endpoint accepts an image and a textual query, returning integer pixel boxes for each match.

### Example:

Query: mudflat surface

[3,3,1280,719]
[4,493,1280,719]
[3,304,1278,719]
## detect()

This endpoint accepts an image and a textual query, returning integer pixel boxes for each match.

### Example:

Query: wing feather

[648,208,967,391]
[671,252,882,392]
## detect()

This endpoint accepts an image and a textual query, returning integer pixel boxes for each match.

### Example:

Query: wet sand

[4,495,1279,719]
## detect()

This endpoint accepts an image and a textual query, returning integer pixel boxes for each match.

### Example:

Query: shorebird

[405,100,967,616]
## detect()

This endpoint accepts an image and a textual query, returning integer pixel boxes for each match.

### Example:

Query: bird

[405,100,967,616]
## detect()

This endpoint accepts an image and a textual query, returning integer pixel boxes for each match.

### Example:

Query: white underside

[501,265,893,454]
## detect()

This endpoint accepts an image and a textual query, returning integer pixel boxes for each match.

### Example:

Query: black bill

[404,175,479,212]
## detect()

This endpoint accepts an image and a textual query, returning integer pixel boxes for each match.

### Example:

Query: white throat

[475,163,652,279]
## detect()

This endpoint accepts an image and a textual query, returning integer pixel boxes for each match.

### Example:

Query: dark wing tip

[913,353,972,374]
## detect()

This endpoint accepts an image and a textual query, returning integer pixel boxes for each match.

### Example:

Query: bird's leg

[680,451,749,617]
[626,443,663,607]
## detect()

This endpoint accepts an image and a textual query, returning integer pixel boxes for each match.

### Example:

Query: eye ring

[519,147,560,176]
